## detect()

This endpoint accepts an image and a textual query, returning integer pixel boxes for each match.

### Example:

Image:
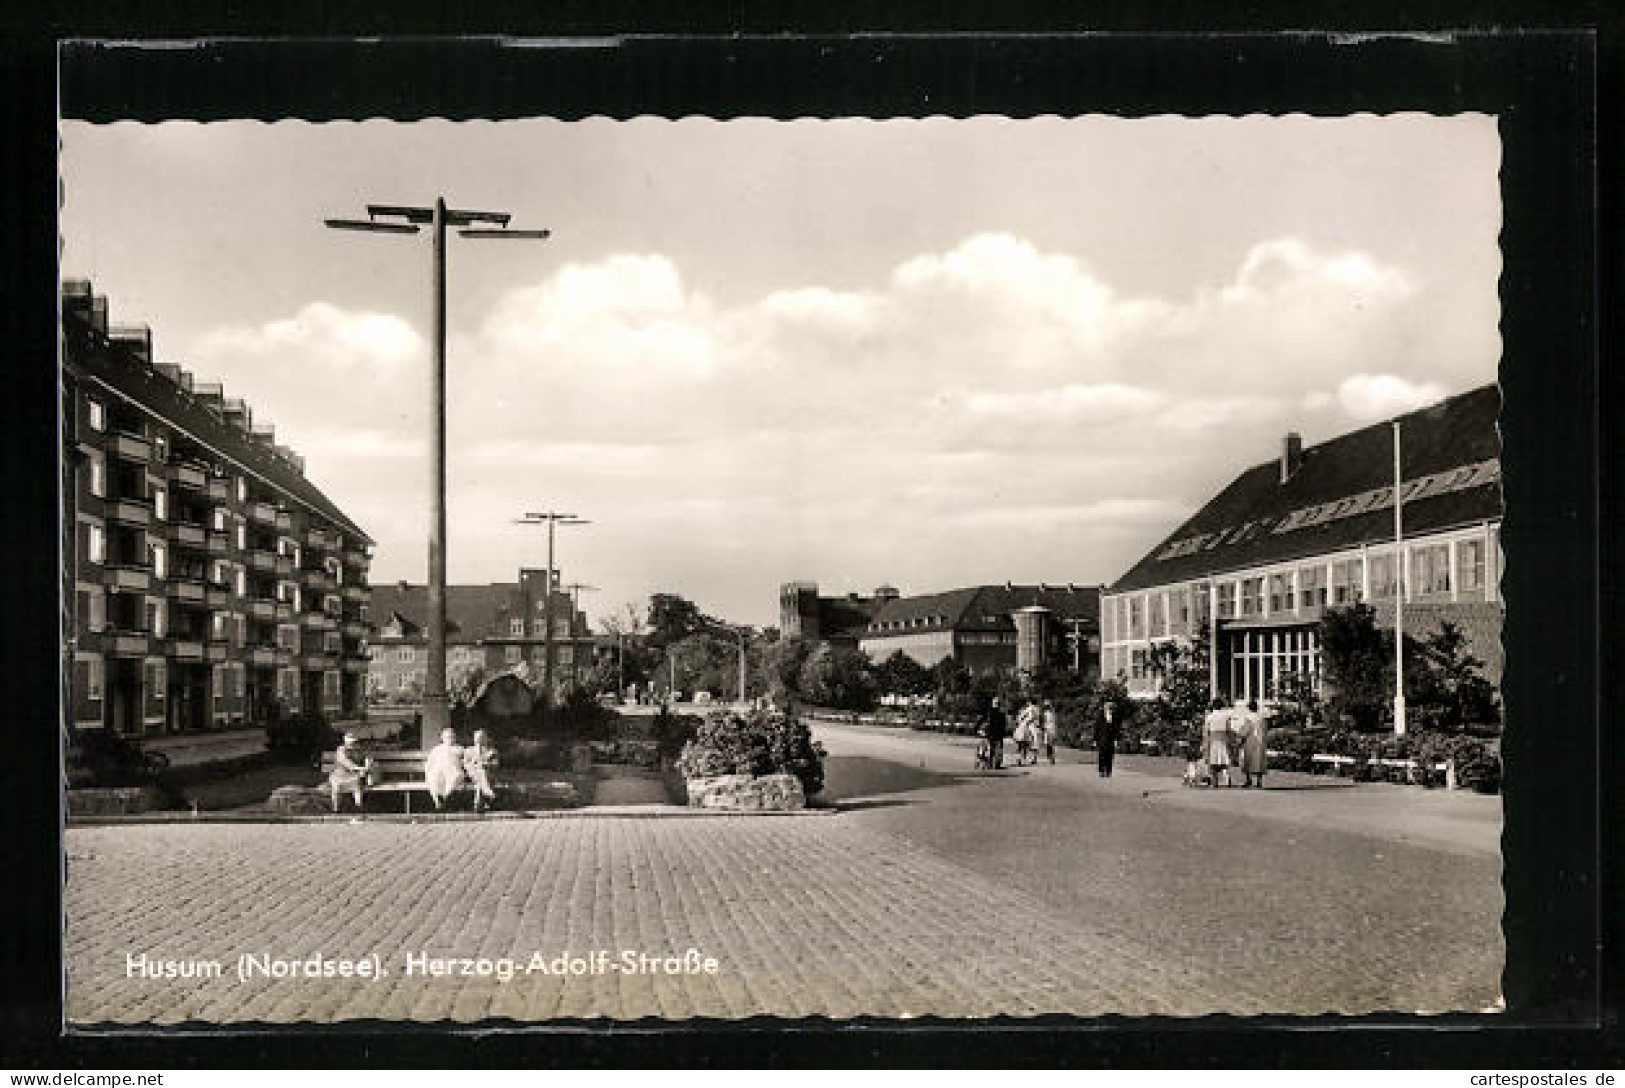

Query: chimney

[397,580,409,592]
[1281,432,1303,483]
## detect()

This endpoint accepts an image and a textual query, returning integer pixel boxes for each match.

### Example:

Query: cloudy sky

[59,115,1501,627]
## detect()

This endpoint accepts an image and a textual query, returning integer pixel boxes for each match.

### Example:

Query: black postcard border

[2,13,1616,1069]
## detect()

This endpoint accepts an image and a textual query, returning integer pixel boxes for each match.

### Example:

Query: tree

[874,650,934,698]
[1147,626,1213,729]
[759,637,817,703]
[1318,603,1392,731]
[796,645,879,712]
[447,662,488,709]
[1411,620,1500,734]
[646,593,712,652]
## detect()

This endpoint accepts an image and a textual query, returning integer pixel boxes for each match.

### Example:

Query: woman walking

[1240,698,1268,788]
[1202,699,1235,788]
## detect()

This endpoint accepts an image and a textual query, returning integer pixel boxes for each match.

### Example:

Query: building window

[87,589,105,632]
[1151,593,1168,637]
[211,612,228,640]
[1239,577,1263,617]
[505,646,522,664]
[1368,553,1399,599]
[232,664,245,699]
[236,523,247,550]
[151,542,167,579]
[1216,583,1237,619]
[1413,542,1451,596]
[148,599,166,638]
[87,399,105,432]
[324,672,340,698]
[153,489,167,521]
[148,660,166,699]
[398,647,415,664]
[87,523,106,564]
[1299,566,1327,609]
[1331,559,1361,604]
[1127,597,1144,640]
[1459,538,1486,593]
[1129,648,1147,680]
[235,569,247,596]
[86,656,103,701]
[236,477,247,502]
[559,646,574,666]
[212,507,227,531]
[88,456,105,499]
[511,618,525,636]
[1267,573,1292,613]
[398,674,413,692]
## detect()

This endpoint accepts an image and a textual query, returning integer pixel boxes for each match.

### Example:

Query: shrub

[651,708,702,764]
[676,708,828,796]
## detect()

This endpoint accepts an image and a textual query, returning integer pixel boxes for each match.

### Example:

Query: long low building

[1101,383,1502,702]
[857,583,1101,678]
[62,280,374,743]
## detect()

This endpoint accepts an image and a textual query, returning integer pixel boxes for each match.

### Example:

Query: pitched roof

[61,283,372,544]
[1109,384,1502,593]
[368,583,516,641]
[864,584,1101,637]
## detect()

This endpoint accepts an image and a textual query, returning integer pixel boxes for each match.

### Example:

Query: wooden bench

[320,750,473,814]
[1310,753,1452,783]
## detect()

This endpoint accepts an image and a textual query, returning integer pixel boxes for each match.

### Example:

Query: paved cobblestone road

[64,724,1503,1024]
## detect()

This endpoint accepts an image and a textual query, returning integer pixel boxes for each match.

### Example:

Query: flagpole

[1392,420,1407,737]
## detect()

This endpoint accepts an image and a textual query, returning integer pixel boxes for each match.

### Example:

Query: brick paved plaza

[64,723,1503,1024]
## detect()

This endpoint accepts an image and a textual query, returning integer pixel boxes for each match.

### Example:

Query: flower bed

[676,708,827,803]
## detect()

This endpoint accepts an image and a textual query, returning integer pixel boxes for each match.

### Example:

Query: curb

[66,803,841,828]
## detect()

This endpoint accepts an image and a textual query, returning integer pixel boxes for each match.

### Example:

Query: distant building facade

[779,582,898,649]
[1101,384,1503,702]
[62,280,373,740]
[366,568,594,698]
[857,583,1101,678]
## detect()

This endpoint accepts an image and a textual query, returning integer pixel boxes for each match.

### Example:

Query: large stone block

[684,773,806,811]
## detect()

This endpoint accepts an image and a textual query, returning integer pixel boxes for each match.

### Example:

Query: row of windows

[1105,532,1497,642]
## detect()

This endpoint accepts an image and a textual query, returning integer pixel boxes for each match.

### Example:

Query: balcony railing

[205,585,231,608]
[342,659,369,674]
[167,639,205,662]
[166,462,208,491]
[302,569,335,591]
[168,521,207,548]
[274,601,294,622]
[108,432,151,463]
[103,565,151,592]
[306,528,338,552]
[341,620,368,638]
[165,578,206,605]
[105,630,151,657]
[248,647,278,667]
[301,653,339,671]
[108,498,152,527]
[299,611,336,630]
[207,477,231,501]
[246,550,277,574]
[206,531,229,554]
[341,584,367,602]
[247,599,276,621]
[275,510,293,532]
[342,548,369,569]
[205,643,228,663]
[274,555,294,576]
[247,501,277,526]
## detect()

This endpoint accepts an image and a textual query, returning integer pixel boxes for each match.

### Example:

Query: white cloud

[1335,373,1450,419]
[190,234,1489,620]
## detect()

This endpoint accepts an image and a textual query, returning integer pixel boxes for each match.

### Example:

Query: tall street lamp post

[1392,420,1408,737]
[515,512,589,701]
[326,199,549,748]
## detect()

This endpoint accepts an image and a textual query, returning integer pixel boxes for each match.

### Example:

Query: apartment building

[1101,384,1502,702]
[62,280,374,741]
[366,568,595,698]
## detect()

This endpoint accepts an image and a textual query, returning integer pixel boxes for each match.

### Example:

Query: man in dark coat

[983,697,1008,770]
[1095,700,1119,778]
